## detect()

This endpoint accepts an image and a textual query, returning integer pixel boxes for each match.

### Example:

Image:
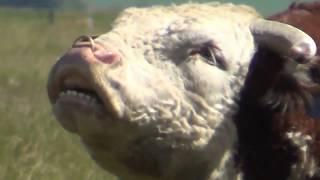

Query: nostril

[93,48,121,64]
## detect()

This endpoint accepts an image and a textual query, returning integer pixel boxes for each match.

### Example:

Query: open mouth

[52,73,105,110]
[58,88,103,106]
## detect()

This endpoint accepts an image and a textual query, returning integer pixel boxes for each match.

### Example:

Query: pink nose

[72,35,121,64]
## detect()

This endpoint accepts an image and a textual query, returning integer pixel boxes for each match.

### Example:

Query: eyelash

[189,45,227,70]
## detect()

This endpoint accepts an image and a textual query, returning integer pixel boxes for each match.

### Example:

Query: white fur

[50,2,302,180]
[80,3,259,179]
[286,132,320,179]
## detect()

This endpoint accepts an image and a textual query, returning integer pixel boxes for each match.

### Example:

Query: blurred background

[0,0,315,180]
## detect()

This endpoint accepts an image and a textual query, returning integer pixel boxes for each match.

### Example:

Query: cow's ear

[250,19,316,62]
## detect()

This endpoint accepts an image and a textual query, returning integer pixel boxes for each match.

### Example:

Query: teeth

[78,93,84,98]
[58,90,99,105]
[84,95,91,101]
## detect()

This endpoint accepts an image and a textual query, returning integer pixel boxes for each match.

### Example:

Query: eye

[189,43,227,70]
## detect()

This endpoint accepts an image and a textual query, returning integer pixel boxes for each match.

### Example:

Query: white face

[47,3,258,180]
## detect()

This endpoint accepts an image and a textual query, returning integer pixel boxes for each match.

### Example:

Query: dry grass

[0,7,118,180]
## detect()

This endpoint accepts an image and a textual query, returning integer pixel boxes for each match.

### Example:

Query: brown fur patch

[235,2,320,179]
[235,47,300,180]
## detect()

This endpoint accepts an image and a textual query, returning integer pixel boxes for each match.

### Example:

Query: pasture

[0,8,117,180]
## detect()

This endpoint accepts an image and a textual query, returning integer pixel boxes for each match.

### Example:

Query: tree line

[0,0,84,9]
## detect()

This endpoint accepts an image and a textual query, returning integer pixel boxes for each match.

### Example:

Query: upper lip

[48,71,99,103]
[47,62,90,104]
[47,61,108,108]
[47,59,123,119]
[47,67,118,118]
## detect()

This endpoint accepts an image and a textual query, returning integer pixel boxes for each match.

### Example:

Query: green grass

[0,7,118,180]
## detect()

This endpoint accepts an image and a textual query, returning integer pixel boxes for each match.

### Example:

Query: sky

[92,0,315,15]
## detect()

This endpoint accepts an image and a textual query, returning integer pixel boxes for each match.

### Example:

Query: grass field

[0,8,118,180]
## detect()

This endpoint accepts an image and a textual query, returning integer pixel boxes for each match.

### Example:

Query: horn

[250,19,316,60]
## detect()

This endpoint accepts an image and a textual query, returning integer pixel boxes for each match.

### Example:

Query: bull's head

[47,3,316,180]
